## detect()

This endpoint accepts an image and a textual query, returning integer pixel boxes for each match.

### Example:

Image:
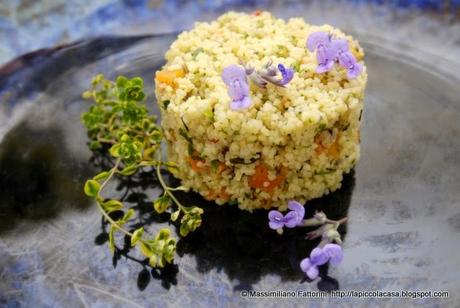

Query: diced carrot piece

[217,162,226,174]
[249,164,285,192]
[327,140,341,158]
[314,135,326,154]
[208,138,219,144]
[265,168,287,192]
[252,10,262,16]
[217,188,230,201]
[155,69,185,87]
[249,164,269,189]
[188,156,208,173]
[207,188,230,201]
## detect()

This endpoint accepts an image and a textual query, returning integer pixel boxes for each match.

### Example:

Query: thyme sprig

[82,74,203,268]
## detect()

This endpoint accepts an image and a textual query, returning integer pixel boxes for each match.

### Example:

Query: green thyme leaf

[93,171,110,182]
[84,180,100,197]
[162,100,170,109]
[153,194,171,214]
[170,210,180,222]
[119,164,138,176]
[102,199,123,213]
[121,209,135,223]
[139,242,154,258]
[131,227,144,247]
[156,228,171,241]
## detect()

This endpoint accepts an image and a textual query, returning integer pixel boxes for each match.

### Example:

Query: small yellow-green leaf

[102,199,123,213]
[155,228,171,241]
[122,209,135,222]
[157,257,165,268]
[139,242,153,258]
[84,180,100,197]
[131,227,144,247]
[109,144,121,157]
[179,223,189,237]
[153,195,171,214]
[170,210,180,222]
[82,91,92,99]
[93,171,110,182]
[119,164,138,176]
[148,254,157,267]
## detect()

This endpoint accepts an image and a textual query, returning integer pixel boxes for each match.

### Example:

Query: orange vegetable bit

[217,162,226,174]
[252,10,262,16]
[188,156,208,173]
[314,134,341,158]
[327,139,341,158]
[249,164,286,192]
[155,69,185,87]
[314,135,326,154]
[207,188,230,202]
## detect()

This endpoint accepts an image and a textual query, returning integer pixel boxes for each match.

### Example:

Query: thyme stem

[96,158,134,238]
[155,160,187,212]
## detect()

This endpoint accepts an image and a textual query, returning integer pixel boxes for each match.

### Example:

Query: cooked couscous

[155,11,367,211]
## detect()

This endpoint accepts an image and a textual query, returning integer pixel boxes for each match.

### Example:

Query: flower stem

[326,217,348,227]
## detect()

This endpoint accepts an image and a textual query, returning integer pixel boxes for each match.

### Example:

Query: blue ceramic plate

[0,18,459,307]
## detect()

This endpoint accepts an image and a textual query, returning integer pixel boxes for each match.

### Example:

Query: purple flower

[323,243,344,266]
[300,258,319,280]
[310,247,329,266]
[277,64,294,86]
[268,210,298,230]
[337,51,362,79]
[306,31,331,52]
[287,200,305,226]
[222,65,252,110]
[300,244,344,280]
[330,39,362,79]
[245,61,294,88]
[306,32,362,79]
[307,32,335,74]
[268,200,305,231]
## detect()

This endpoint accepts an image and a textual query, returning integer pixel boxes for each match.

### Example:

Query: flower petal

[323,243,344,266]
[268,210,283,221]
[316,61,334,74]
[277,64,294,85]
[283,211,298,228]
[288,200,305,225]
[310,247,329,266]
[269,221,284,230]
[338,51,356,69]
[306,265,319,280]
[227,79,248,101]
[330,38,349,54]
[306,32,330,52]
[230,96,252,110]
[222,65,246,84]
[268,210,284,230]
[316,45,331,66]
[300,257,312,273]
[347,63,362,79]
